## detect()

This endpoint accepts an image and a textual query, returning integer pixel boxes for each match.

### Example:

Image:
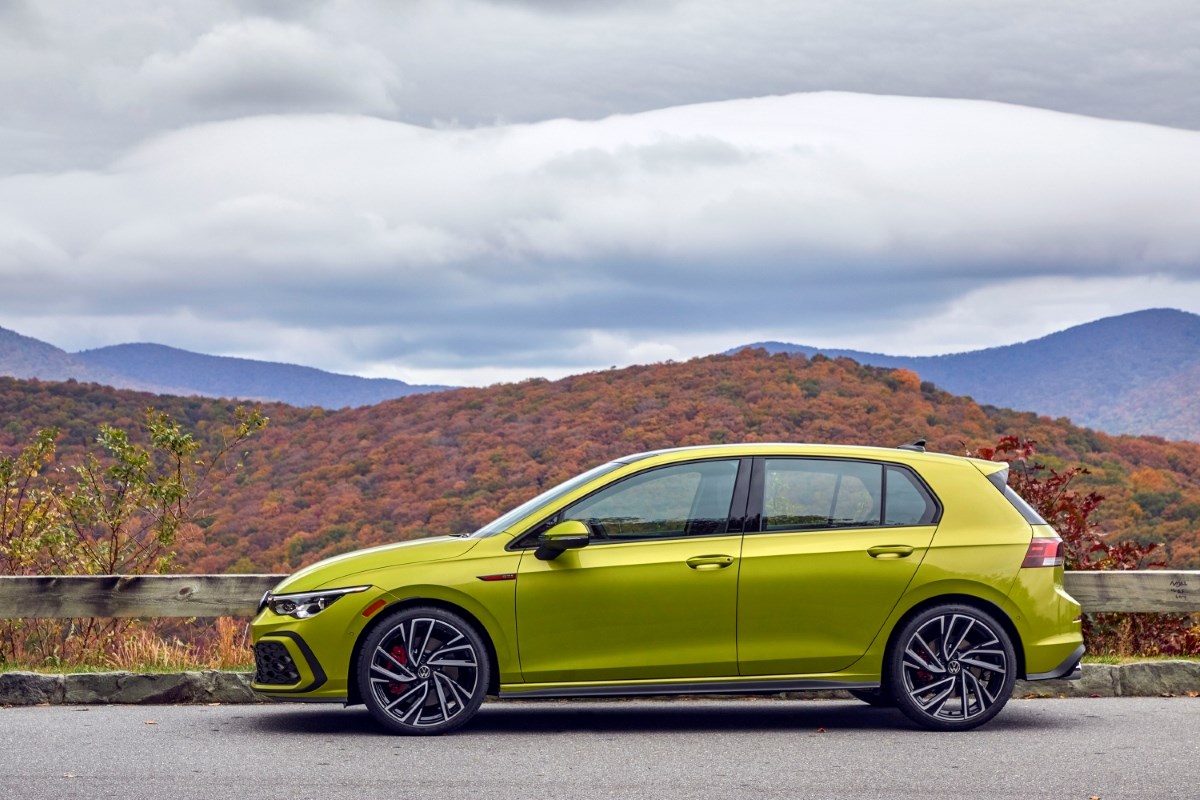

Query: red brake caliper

[388,645,408,695]
[915,645,933,686]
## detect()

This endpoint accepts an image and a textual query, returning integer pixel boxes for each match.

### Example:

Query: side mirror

[535,519,591,561]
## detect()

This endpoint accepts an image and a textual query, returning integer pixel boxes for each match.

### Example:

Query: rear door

[736,457,940,675]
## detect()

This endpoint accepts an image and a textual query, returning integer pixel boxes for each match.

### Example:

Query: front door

[516,458,744,684]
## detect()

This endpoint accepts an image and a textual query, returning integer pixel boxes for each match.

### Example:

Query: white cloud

[99,18,399,118]
[3,0,1200,176]
[2,92,1199,383]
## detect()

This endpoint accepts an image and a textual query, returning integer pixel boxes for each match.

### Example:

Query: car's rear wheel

[358,606,489,735]
[888,604,1016,731]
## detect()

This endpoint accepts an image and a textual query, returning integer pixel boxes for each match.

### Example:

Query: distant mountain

[732,308,1200,441]
[75,344,450,409]
[0,327,450,408]
[0,327,145,388]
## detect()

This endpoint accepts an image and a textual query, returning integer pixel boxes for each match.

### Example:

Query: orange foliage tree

[976,435,1199,655]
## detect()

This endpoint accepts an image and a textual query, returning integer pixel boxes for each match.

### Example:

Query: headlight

[265,585,370,619]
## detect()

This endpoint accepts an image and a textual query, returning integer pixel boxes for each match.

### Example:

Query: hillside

[9,308,1200,432]
[734,308,1200,441]
[0,325,448,408]
[4,351,1199,573]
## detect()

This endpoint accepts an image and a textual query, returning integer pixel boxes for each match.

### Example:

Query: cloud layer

[3,0,1200,174]
[3,92,1199,383]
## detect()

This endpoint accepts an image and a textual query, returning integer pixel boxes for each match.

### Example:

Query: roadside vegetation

[978,436,1199,656]
[1,407,265,670]
[1,352,1198,671]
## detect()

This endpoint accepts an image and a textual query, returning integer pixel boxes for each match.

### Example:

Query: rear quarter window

[884,465,939,526]
[986,466,1049,525]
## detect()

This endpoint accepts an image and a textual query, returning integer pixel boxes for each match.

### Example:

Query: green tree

[0,407,267,667]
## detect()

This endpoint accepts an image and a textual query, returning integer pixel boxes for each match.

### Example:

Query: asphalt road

[2,697,1197,800]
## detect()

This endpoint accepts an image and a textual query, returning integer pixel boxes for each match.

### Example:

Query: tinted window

[763,459,882,531]
[884,466,939,526]
[563,460,739,540]
[761,459,939,531]
[1003,485,1048,525]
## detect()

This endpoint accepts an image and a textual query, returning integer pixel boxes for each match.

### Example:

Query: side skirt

[500,678,880,700]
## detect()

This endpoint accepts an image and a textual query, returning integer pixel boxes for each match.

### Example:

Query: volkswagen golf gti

[251,442,1084,733]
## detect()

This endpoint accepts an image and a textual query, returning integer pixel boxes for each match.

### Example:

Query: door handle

[868,545,915,559]
[686,555,735,570]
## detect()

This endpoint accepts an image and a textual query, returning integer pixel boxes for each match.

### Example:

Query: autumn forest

[3,349,1200,574]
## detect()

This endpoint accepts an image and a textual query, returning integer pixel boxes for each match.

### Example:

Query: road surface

[2,696,1196,799]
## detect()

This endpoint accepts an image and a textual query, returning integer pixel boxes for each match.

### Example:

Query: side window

[563,460,740,541]
[763,459,882,531]
[884,466,939,526]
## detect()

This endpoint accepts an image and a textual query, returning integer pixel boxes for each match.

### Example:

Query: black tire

[357,606,490,735]
[848,688,896,708]
[887,604,1016,731]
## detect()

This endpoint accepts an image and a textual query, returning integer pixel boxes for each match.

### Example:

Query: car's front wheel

[358,606,490,735]
[887,604,1016,731]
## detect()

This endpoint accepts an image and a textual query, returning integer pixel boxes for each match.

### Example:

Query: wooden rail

[0,575,286,619]
[0,571,1196,619]
[1061,571,1198,614]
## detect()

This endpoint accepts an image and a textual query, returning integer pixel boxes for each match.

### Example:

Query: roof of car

[615,442,1003,472]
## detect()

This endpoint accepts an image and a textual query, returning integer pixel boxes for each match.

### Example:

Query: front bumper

[253,631,329,694]
[251,584,392,701]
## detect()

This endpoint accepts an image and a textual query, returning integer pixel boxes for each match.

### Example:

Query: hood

[270,535,480,594]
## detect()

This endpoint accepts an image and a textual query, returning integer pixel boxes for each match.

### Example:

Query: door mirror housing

[535,519,591,561]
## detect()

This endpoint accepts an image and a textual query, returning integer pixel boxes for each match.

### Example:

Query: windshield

[470,461,623,537]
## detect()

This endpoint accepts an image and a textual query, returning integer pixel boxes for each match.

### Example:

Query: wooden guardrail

[1061,571,1197,614]
[0,574,287,619]
[0,571,1195,619]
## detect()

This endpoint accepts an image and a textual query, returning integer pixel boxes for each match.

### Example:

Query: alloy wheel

[890,605,1015,731]
[360,608,488,735]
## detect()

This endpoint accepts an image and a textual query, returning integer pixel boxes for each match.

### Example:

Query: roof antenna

[897,439,927,452]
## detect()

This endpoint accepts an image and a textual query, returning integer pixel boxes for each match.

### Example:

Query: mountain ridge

[0,327,448,409]
[76,343,449,409]
[733,308,1200,440]
[4,307,1200,436]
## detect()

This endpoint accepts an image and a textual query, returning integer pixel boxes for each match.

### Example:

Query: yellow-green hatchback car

[252,443,1084,733]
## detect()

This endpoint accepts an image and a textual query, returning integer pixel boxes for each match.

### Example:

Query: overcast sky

[2,0,1199,386]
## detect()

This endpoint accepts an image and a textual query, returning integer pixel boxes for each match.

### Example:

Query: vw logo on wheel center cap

[416,665,432,679]
[947,660,962,675]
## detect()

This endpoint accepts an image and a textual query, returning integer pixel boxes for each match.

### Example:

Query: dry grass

[4,617,254,673]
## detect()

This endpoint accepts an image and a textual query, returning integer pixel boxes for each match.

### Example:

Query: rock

[1118,660,1200,696]
[200,671,263,703]
[60,671,264,704]
[65,671,195,704]
[1014,663,1120,698]
[0,671,65,705]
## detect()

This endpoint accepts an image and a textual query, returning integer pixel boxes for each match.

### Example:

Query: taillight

[1022,538,1064,568]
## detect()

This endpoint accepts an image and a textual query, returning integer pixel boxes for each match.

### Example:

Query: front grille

[255,640,301,686]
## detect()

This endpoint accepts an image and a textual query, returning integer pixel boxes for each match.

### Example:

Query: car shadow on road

[248,698,1077,737]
